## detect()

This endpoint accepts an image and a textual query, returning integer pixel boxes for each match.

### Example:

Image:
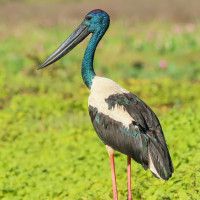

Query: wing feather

[89,105,149,168]
[105,92,174,180]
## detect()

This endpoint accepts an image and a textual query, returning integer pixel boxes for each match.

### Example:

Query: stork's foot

[127,193,133,200]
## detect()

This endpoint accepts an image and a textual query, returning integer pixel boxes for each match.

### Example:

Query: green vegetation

[0,10,200,200]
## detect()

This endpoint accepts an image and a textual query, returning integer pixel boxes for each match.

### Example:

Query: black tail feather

[147,130,174,180]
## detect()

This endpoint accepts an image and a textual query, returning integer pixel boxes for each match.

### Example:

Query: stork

[38,9,174,200]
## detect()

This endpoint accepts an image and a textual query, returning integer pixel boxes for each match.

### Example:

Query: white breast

[88,76,134,128]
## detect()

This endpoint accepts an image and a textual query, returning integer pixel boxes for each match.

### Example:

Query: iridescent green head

[83,9,110,33]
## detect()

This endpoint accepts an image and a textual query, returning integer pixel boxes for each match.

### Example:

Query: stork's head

[38,9,110,70]
[83,9,110,33]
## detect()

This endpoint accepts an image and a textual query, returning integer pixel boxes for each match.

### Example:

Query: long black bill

[38,23,90,70]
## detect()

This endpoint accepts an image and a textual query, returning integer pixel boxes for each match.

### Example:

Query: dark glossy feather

[89,92,173,180]
[89,105,149,169]
[105,92,174,180]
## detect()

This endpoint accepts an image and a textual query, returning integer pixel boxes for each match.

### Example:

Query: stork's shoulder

[89,76,162,131]
[88,76,133,128]
[90,76,129,96]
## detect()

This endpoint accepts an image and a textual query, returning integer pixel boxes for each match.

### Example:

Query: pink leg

[110,154,118,200]
[127,156,133,200]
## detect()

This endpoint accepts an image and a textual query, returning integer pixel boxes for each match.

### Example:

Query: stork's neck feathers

[81,29,106,89]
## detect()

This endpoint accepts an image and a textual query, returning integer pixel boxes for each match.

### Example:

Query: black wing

[89,105,149,169]
[105,92,174,180]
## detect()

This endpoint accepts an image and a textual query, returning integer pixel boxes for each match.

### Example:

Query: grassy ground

[0,1,200,200]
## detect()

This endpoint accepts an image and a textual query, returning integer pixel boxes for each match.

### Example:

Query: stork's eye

[85,16,92,21]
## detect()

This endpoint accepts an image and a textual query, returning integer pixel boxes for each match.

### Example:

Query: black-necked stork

[38,9,174,200]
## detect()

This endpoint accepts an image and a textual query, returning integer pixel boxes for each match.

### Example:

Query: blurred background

[0,0,200,199]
